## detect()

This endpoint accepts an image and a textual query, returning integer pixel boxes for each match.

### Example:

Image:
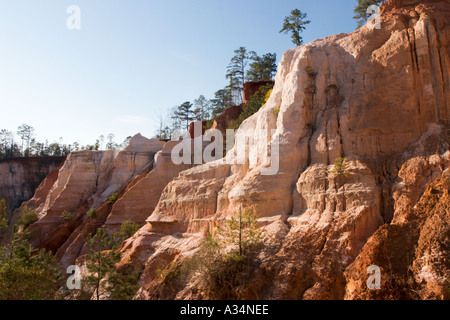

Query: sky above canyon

[0,0,357,146]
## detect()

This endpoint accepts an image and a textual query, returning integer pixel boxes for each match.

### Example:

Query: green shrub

[182,206,262,299]
[156,261,181,283]
[331,157,351,177]
[0,230,63,300]
[17,207,39,229]
[0,200,9,237]
[108,193,119,205]
[60,210,73,221]
[264,89,273,104]
[86,209,96,219]
[114,220,140,242]
[228,83,274,130]
[273,107,280,115]
[306,66,316,77]
[326,84,338,93]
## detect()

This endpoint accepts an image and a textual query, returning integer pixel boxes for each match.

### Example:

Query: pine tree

[183,206,262,299]
[17,207,39,230]
[194,95,211,121]
[106,134,117,150]
[226,47,250,104]
[246,52,277,82]
[279,9,311,47]
[17,124,35,157]
[216,206,261,258]
[107,266,140,300]
[353,0,383,28]
[84,227,120,300]
[0,130,13,160]
[0,229,63,300]
[210,89,233,119]
[84,223,140,300]
[175,101,195,131]
[113,220,140,242]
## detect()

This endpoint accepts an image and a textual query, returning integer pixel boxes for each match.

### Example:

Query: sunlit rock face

[24,135,164,261]
[19,0,449,299]
[0,157,65,210]
[119,0,450,300]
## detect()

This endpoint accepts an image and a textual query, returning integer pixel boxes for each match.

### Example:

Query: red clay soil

[211,104,243,135]
[243,81,275,104]
[189,121,208,139]
[344,175,450,300]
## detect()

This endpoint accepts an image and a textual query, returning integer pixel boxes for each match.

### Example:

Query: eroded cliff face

[0,157,65,210]
[24,134,166,265]
[117,0,449,300]
[23,133,214,269]
[19,0,450,300]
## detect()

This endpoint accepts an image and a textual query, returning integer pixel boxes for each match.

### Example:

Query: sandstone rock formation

[16,0,450,300]
[0,157,66,209]
[25,135,165,259]
[117,0,449,300]
[22,132,218,269]
[104,140,194,231]
[345,162,450,300]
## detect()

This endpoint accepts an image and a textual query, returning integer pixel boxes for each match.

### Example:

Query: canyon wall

[23,134,213,269]
[118,0,450,300]
[19,0,450,300]
[23,135,165,261]
[0,157,66,210]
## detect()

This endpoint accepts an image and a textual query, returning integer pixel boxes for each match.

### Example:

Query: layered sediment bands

[0,157,66,209]
[26,135,165,260]
[14,0,449,300]
[345,165,450,300]
[25,133,217,268]
[119,0,450,299]
[104,141,194,230]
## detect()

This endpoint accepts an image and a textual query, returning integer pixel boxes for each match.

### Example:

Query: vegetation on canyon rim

[353,0,384,28]
[228,83,274,131]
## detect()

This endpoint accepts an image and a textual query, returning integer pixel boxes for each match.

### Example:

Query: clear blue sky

[0,0,358,146]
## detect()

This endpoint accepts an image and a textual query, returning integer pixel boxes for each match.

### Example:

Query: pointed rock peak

[123,133,165,153]
[129,133,144,143]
